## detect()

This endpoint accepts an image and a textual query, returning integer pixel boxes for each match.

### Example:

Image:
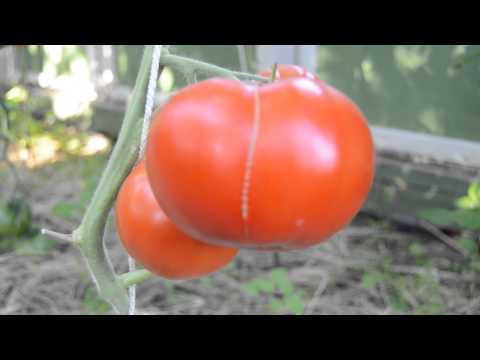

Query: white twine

[128,45,163,316]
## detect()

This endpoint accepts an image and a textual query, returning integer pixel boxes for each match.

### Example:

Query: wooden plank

[90,86,171,137]
[372,126,480,170]
[365,127,480,227]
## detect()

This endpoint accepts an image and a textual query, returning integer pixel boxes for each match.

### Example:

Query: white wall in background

[256,45,317,73]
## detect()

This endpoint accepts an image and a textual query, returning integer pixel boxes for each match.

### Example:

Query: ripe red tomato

[115,162,239,279]
[146,75,375,251]
[260,64,319,81]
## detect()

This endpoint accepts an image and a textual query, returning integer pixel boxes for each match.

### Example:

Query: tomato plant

[146,73,375,251]
[0,198,32,238]
[115,162,239,280]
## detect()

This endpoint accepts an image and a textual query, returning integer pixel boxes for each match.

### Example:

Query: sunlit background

[2,45,479,169]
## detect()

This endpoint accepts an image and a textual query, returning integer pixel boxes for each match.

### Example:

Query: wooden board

[365,126,480,225]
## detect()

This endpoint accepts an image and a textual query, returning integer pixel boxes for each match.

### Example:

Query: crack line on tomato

[241,86,261,242]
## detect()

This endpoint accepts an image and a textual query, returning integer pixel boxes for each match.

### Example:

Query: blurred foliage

[244,268,306,315]
[0,197,55,255]
[83,285,111,314]
[419,182,480,232]
[419,181,480,275]
[362,265,445,314]
[52,173,101,221]
[1,83,101,169]
[52,154,107,222]
[0,46,110,256]
[0,197,32,238]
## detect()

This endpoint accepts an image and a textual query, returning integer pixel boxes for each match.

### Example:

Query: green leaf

[390,295,409,312]
[27,120,43,136]
[83,286,111,314]
[244,277,277,295]
[0,205,15,237]
[271,269,288,280]
[457,182,480,210]
[426,303,444,314]
[256,278,276,293]
[362,271,383,289]
[285,294,305,315]
[451,210,480,231]
[270,298,284,313]
[420,208,480,231]
[417,302,444,315]
[11,205,32,236]
[5,85,29,104]
[271,269,294,295]
[457,196,478,210]
[468,182,480,204]
[408,243,427,258]
[244,281,261,296]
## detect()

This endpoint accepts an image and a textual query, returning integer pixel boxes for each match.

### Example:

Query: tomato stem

[41,45,274,314]
[119,269,154,289]
[73,46,160,314]
[161,51,270,83]
[41,229,73,243]
[271,63,278,82]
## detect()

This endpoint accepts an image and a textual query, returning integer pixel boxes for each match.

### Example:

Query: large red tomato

[146,75,375,251]
[115,162,239,279]
[260,64,319,81]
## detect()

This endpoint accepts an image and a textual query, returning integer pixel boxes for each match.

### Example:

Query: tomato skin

[115,162,238,280]
[260,64,319,82]
[146,76,375,251]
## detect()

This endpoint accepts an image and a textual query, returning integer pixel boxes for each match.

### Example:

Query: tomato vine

[41,45,270,314]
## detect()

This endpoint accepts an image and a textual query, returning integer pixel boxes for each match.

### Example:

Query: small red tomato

[146,76,375,251]
[115,162,239,280]
[260,64,319,81]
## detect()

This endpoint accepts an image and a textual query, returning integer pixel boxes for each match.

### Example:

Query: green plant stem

[119,269,154,288]
[72,46,157,314]
[0,101,21,191]
[41,229,72,243]
[161,52,269,83]
[271,63,278,82]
